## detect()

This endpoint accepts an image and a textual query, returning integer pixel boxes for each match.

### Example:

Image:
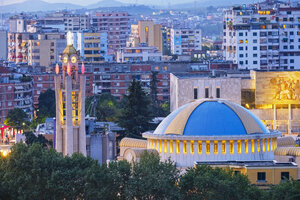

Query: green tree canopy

[125,151,182,200]
[4,108,28,129]
[267,179,300,200]
[37,89,56,121]
[86,93,121,122]
[179,165,264,200]
[118,79,152,138]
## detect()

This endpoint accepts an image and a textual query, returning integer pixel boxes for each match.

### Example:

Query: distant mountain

[86,0,127,9]
[0,0,83,13]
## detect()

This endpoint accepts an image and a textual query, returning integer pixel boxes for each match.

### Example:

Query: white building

[67,31,111,62]
[170,28,202,55]
[0,30,7,60]
[116,46,162,63]
[223,1,300,70]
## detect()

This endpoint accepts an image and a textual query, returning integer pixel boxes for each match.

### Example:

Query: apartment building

[92,12,130,55]
[170,28,202,55]
[67,31,112,62]
[223,1,300,70]
[138,20,162,52]
[0,68,33,123]
[8,32,66,69]
[116,46,162,63]
[64,14,90,32]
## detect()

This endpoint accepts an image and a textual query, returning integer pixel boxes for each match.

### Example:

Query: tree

[37,89,55,122]
[4,108,28,130]
[86,93,121,122]
[24,131,52,148]
[125,151,182,200]
[267,179,300,200]
[179,165,263,200]
[118,79,152,138]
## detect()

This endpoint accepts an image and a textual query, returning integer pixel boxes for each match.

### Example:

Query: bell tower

[54,44,86,156]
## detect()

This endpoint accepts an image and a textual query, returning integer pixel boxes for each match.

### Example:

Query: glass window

[257,139,260,153]
[267,138,270,152]
[206,141,210,154]
[245,140,248,154]
[262,139,265,152]
[194,88,198,99]
[214,141,218,154]
[281,172,289,181]
[183,141,187,154]
[176,140,180,154]
[216,88,220,98]
[164,140,167,153]
[198,141,202,154]
[159,140,162,153]
[222,141,226,154]
[252,139,255,153]
[205,88,209,98]
[238,140,241,154]
[170,140,173,154]
[257,172,266,182]
[230,141,234,154]
[190,141,194,154]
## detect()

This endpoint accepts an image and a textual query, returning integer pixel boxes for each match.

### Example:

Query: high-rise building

[0,30,7,60]
[223,1,300,70]
[92,12,130,55]
[67,31,111,62]
[170,28,202,55]
[64,14,90,33]
[138,20,162,52]
[55,44,86,156]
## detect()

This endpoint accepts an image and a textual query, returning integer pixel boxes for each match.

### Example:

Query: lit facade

[223,1,300,70]
[54,44,86,156]
[116,46,162,63]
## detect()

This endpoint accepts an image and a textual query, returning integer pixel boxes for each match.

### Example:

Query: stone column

[79,75,87,156]
[54,76,62,153]
[65,76,74,156]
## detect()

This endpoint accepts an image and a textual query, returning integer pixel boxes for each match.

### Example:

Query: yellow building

[138,20,162,52]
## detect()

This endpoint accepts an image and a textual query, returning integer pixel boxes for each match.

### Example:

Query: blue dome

[153,99,270,136]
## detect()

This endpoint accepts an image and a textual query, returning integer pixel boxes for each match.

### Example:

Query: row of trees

[0,142,299,200]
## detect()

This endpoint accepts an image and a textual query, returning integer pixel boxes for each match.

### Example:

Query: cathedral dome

[153,99,269,136]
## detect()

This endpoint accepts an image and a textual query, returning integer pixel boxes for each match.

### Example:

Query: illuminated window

[155,66,159,70]
[230,140,234,154]
[159,140,162,153]
[164,140,167,153]
[148,139,151,148]
[176,140,180,154]
[190,140,194,154]
[206,141,210,154]
[245,39,248,43]
[164,66,167,71]
[214,141,218,154]
[183,141,187,154]
[155,140,157,150]
[152,139,154,149]
[222,141,226,154]
[170,140,173,154]
[271,138,273,151]
[274,138,277,149]
[283,25,286,28]
[266,11,270,15]
[135,49,141,53]
[267,138,270,152]
[198,141,202,154]
[237,140,241,154]
[257,139,260,153]
[262,139,265,152]
[239,40,243,43]
[251,139,255,153]
[245,140,248,154]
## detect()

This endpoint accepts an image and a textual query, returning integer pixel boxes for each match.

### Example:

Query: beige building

[138,21,162,52]
[170,70,300,135]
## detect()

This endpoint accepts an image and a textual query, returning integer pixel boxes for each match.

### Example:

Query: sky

[0,0,186,6]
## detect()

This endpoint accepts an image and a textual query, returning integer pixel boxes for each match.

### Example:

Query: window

[257,172,266,182]
[253,46,257,50]
[176,140,180,154]
[216,88,220,98]
[183,141,187,154]
[222,141,226,154]
[198,141,202,154]
[257,139,260,153]
[194,88,198,99]
[253,32,257,36]
[267,138,270,152]
[164,140,167,153]
[253,61,258,64]
[205,88,209,98]
[271,138,273,151]
[253,39,257,43]
[190,141,194,154]
[262,139,265,152]
[253,54,257,57]
[214,141,218,154]
[237,140,241,154]
[245,140,248,154]
[239,32,243,36]
[281,172,289,181]
[252,139,255,153]
[159,140,162,153]
[170,140,173,154]
[206,141,210,154]
[239,47,243,50]
[230,141,234,154]
[239,54,244,58]
[155,140,157,150]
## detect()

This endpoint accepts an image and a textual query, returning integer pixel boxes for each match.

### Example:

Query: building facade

[170,70,300,135]
[0,30,8,60]
[170,28,202,55]
[138,20,162,52]
[223,1,300,70]
[116,46,162,63]
[67,31,111,62]
[92,12,130,55]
